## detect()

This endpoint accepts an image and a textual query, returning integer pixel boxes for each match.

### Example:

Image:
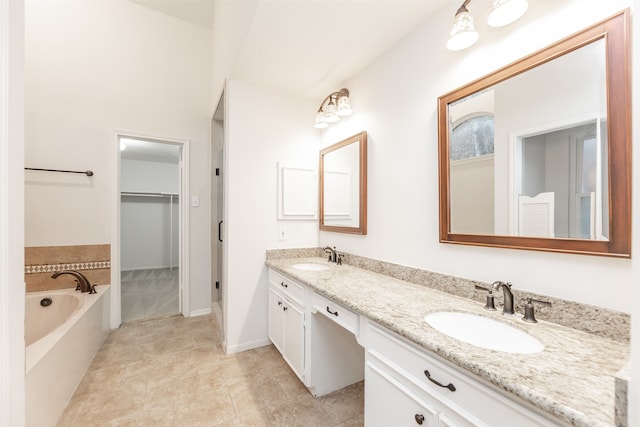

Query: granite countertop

[266,257,629,427]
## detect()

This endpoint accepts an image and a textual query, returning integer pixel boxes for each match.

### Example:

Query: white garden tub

[25,285,110,427]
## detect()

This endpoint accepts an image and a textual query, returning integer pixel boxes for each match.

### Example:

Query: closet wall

[121,158,179,271]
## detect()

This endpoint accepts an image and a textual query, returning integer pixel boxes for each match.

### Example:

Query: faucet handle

[474,285,497,311]
[522,297,551,323]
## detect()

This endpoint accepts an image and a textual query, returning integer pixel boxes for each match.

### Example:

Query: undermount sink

[424,311,544,354]
[291,263,330,271]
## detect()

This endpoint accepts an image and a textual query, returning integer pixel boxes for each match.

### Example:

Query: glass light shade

[488,0,528,27]
[324,102,340,123]
[314,112,328,128]
[336,96,352,116]
[446,10,479,51]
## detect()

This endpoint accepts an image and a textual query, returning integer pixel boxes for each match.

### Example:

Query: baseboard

[224,338,272,355]
[188,307,212,317]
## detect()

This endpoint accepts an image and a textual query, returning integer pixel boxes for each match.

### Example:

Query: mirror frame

[320,131,368,234]
[438,10,631,257]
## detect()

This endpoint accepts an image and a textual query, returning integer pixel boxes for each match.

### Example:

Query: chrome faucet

[323,246,338,263]
[51,270,97,294]
[491,281,514,315]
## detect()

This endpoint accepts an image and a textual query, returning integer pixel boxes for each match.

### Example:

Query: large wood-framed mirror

[320,131,367,234]
[438,10,630,257]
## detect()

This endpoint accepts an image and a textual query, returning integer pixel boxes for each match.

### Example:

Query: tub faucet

[51,270,96,294]
[323,246,338,263]
[491,281,514,315]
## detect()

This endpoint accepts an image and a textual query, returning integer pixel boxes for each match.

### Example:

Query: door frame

[110,130,190,328]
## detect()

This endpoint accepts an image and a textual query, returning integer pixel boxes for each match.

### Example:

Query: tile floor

[57,314,364,427]
[121,268,180,323]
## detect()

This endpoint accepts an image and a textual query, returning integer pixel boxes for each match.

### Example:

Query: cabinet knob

[280,281,288,288]
[283,306,288,312]
[414,414,425,425]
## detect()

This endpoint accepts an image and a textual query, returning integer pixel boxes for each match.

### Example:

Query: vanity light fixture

[488,0,529,27]
[446,1,479,51]
[447,0,529,51]
[314,88,352,129]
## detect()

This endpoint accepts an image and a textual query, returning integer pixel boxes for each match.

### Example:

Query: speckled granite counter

[266,257,629,427]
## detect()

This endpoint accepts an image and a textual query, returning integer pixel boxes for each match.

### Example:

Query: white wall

[24,0,212,314]
[121,159,179,194]
[121,159,179,270]
[317,1,638,423]
[1,0,25,424]
[210,2,258,104]
[319,0,634,313]
[224,79,319,352]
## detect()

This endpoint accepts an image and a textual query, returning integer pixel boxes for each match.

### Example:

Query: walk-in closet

[119,138,182,322]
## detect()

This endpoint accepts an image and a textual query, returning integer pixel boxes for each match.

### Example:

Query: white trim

[224,338,272,355]
[508,112,603,235]
[1,0,25,424]
[277,162,317,220]
[189,307,212,317]
[221,80,230,353]
[111,130,190,327]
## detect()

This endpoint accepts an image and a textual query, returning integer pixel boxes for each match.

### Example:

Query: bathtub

[25,286,111,427]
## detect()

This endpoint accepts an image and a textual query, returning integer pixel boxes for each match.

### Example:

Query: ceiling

[131,0,452,99]
[125,1,452,161]
[130,0,215,29]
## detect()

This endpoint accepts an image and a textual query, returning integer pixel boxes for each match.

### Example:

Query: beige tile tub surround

[25,244,110,292]
[266,248,629,343]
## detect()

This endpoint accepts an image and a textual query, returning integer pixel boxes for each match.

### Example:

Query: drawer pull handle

[277,301,282,306]
[326,306,339,316]
[424,370,456,392]
[280,281,288,288]
[414,414,425,425]
[283,306,288,311]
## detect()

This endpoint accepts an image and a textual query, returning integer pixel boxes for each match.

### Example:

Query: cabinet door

[268,288,285,353]
[283,301,305,378]
[366,362,438,427]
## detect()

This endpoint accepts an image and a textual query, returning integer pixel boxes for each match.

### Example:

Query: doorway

[119,136,184,322]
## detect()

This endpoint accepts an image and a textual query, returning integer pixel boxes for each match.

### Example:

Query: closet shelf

[121,192,179,198]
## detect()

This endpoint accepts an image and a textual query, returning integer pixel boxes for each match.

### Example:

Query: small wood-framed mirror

[438,10,631,257]
[320,131,367,234]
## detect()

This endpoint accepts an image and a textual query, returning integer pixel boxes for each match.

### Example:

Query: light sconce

[314,88,352,129]
[447,0,528,51]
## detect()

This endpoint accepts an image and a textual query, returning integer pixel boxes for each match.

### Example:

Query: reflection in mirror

[320,132,367,234]
[448,40,608,240]
[438,10,630,257]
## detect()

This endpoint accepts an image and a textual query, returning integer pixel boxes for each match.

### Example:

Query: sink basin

[424,311,544,354]
[291,263,330,271]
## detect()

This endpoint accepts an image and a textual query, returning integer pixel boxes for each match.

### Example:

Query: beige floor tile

[317,381,364,424]
[57,314,364,427]
[264,397,332,426]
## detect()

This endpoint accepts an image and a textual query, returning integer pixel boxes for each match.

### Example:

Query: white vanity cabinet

[268,270,305,381]
[267,265,570,427]
[365,323,565,427]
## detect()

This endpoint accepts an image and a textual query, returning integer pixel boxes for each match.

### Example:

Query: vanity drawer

[366,323,561,427]
[312,292,359,335]
[268,270,305,305]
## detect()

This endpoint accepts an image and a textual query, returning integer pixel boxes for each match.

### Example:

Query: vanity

[266,256,629,427]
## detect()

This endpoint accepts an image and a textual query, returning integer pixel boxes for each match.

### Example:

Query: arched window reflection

[450,115,494,161]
